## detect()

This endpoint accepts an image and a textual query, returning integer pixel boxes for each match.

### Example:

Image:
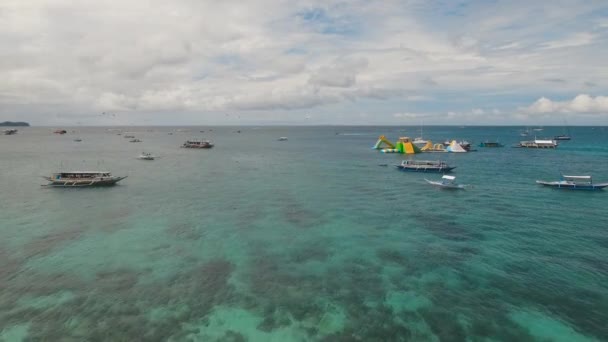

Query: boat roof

[535,139,555,143]
[562,175,591,180]
[442,175,455,180]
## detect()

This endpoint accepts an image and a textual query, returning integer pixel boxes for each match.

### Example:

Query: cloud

[539,32,594,50]
[1,0,608,125]
[522,94,608,114]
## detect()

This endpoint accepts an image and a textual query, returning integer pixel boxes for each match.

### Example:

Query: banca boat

[536,175,608,190]
[182,139,214,148]
[138,152,155,160]
[478,141,503,147]
[425,175,468,189]
[43,171,127,187]
[395,160,455,173]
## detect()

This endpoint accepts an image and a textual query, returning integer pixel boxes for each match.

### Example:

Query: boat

[554,122,571,140]
[129,138,142,143]
[277,137,288,141]
[138,152,155,160]
[533,127,544,131]
[73,137,82,142]
[413,121,427,145]
[3,129,18,135]
[520,128,530,137]
[54,129,67,134]
[478,141,504,147]
[425,175,468,189]
[516,139,558,149]
[395,160,455,173]
[181,139,214,148]
[124,135,135,138]
[536,175,608,190]
[42,171,127,187]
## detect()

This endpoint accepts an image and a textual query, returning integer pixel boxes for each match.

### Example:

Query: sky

[1,0,608,126]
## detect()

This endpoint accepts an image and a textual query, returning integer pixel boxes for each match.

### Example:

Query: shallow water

[1,126,607,341]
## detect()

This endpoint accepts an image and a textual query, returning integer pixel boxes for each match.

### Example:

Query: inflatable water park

[373,136,422,154]
[373,135,469,153]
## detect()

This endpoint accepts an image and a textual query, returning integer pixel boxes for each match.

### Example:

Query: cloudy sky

[1,0,607,125]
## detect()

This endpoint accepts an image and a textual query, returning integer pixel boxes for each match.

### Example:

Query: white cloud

[1,0,607,124]
[540,32,595,50]
[522,94,608,114]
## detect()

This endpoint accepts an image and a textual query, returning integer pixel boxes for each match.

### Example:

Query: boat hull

[536,180,608,190]
[43,176,127,187]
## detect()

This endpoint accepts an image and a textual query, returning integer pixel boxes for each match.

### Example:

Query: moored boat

[3,129,18,135]
[138,152,155,160]
[536,175,608,190]
[42,171,126,187]
[478,141,504,147]
[182,139,214,148]
[277,137,288,141]
[553,134,571,141]
[395,160,455,173]
[516,139,557,148]
[425,175,468,189]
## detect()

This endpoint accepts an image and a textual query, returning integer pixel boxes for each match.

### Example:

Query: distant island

[0,121,30,127]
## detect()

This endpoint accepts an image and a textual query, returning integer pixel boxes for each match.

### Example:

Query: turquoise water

[1,126,607,341]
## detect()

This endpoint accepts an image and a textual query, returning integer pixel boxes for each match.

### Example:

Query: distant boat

[124,135,135,138]
[520,128,530,137]
[138,152,155,160]
[554,122,571,140]
[73,137,82,142]
[395,160,455,173]
[54,129,67,134]
[3,129,18,135]
[425,175,468,189]
[413,121,427,145]
[129,138,142,143]
[516,139,557,149]
[536,175,608,190]
[277,137,288,141]
[42,171,126,187]
[181,139,214,148]
[553,135,571,141]
[533,127,544,131]
[478,141,504,147]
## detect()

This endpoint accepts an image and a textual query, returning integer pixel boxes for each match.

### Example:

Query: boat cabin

[562,175,592,185]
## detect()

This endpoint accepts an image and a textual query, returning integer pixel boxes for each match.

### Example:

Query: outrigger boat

[395,160,455,173]
[181,139,214,148]
[536,175,608,190]
[425,175,468,189]
[478,141,504,147]
[138,152,155,160]
[42,171,127,187]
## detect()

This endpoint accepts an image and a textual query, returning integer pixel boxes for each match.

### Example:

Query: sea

[1,126,607,341]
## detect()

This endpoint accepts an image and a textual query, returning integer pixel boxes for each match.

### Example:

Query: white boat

[536,175,608,190]
[277,137,288,141]
[516,139,557,149]
[138,152,155,160]
[42,171,126,187]
[425,175,468,189]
